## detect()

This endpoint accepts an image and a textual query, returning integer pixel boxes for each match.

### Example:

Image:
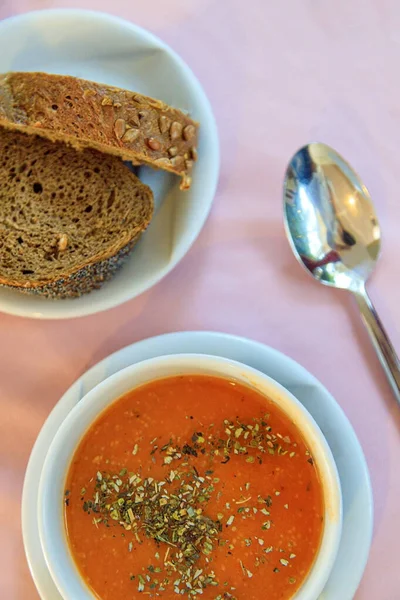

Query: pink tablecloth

[1,1,399,598]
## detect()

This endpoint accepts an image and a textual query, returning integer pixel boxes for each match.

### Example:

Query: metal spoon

[283,142,400,404]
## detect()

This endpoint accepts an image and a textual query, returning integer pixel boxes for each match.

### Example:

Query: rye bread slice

[0,72,198,190]
[0,128,154,298]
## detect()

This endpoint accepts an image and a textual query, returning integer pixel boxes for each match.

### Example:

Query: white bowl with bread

[0,9,219,318]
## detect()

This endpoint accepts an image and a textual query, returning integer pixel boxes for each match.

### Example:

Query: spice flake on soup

[64,375,324,600]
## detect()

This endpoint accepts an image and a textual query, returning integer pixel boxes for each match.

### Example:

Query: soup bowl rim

[38,353,343,600]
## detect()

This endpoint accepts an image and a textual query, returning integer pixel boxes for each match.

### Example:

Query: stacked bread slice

[0,72,199,298]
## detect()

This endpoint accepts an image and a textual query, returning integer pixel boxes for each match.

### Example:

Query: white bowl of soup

[38,354,342,600]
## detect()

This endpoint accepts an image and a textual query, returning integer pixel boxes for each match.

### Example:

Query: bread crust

[1,234,142,299]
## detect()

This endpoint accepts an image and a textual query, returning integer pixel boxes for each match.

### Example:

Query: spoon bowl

[283,142,400,404]
[283,143,381,292]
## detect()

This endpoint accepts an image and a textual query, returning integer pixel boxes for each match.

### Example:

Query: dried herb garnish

[81,463,222,595]
[182,443,198,457]
[72,414,313,596]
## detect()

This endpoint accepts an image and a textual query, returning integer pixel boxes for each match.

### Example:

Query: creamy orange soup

[65,375,324,600]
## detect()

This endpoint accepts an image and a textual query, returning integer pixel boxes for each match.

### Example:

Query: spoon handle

[354,287,400,404]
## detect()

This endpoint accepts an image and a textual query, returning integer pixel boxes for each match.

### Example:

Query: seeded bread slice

[0,72,198,190]
[0,128,154,298]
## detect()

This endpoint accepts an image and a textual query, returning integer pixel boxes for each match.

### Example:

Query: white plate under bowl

[22,331,373,600]
[0,9,219,319]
